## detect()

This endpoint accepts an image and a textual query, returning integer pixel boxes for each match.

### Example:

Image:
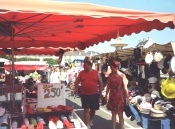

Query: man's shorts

[81,94,100,110]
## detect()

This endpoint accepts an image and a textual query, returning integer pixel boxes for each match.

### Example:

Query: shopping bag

[124,104,132,117]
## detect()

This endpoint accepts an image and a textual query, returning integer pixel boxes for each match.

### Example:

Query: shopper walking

[74,59,103,129]
[105,61,129,129]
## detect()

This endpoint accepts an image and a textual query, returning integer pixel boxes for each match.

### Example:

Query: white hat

[145,52,153,64]
[148,77,158,83]
[170,56,175,74]
[158,56,166,69]
[154,51,163,62]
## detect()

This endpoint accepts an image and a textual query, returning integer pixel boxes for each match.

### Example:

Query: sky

[57,0,175,53]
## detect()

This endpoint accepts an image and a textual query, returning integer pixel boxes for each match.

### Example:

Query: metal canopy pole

[10,24,18,113]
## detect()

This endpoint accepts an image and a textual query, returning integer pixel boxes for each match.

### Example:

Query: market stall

[93,42,175,129]
[0,0,175,128]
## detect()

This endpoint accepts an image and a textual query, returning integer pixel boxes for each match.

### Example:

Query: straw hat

[150,103,166,118]
[161,78,175,98]
[139,102,152,114]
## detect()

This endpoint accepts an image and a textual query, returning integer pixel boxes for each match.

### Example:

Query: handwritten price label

[37,83,65,107]
[43,84,61,99]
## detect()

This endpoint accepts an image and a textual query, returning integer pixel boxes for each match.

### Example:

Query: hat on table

[151,90,160,98]
[150,103,166,118]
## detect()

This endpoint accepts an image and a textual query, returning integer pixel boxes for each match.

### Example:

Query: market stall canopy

[0,0,175,52]
[4,61,49,70]
[0,47,69,56]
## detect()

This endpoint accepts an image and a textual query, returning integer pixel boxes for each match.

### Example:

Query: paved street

[65,88,143,129]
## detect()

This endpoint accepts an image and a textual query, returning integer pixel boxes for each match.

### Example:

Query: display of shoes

[21,123,26,129]
[24,118,30,127]
[37,116,46,125]
[36,122,43,129]
[74,119,81,128]
[48,116,56,124]
[37,107,44,112]
[53,116,59,123]
[30,118,37,126]
[44,108,52,112]
[56,120,63,129]
[28,124,34,129]
[48,120,57,129]
[61,115,67,121]
[68,115,74,122]
[11,121,18,129]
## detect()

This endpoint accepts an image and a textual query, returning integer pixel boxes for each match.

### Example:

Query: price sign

[37,83,65,108]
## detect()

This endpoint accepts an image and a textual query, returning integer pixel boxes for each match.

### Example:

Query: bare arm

[123,74,129,98]
[98,73,103,94]
[74,74,80,94]
[105,75,110,98]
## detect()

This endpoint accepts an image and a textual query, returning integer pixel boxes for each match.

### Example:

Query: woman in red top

[105,61,129,129]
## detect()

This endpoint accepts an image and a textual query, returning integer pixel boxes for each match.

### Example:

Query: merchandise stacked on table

[10,105,82,129]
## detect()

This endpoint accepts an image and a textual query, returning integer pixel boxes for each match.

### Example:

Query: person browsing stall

[105,61,129,129]
[147,77,161,106]
[74,58,103,129]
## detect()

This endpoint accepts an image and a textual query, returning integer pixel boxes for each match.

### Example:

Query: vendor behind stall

[25,78,37,98]
[147,77,161,106]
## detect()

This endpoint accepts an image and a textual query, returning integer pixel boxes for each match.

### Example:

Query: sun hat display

[151,90,160,98]
[150,103,166,118]
[163,54,172,69]
[139,102,152,114]
[158,56,166,69]
[148,77,158,83]
[144,93,151,102]
[154,51,164,62]
[170,56,175,74]
[165,104,174,111]
[145,52,153,64]
[161,78,175,98]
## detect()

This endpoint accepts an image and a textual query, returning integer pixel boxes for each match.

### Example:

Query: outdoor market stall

[93,42,175,129]
[0,0,175,128]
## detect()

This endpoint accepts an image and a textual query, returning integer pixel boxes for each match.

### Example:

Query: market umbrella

[0,0,175,50]
[0,0,175,111]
